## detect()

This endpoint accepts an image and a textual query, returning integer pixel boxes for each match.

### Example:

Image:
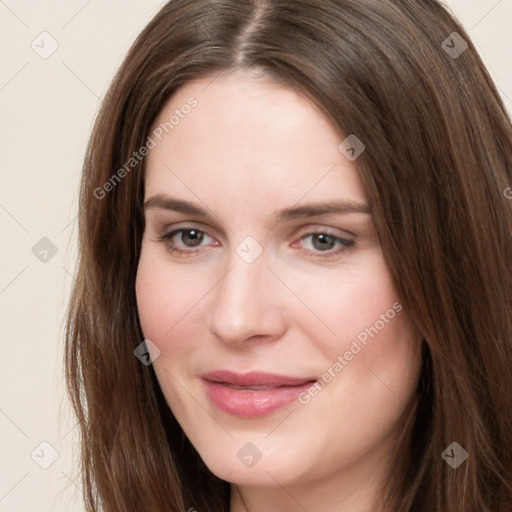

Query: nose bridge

[221,255,262,310]
[207,246,285,345]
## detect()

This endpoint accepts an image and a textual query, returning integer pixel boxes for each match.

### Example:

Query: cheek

[297,254,406,351]
[135,250,202,346]
[297,254,421,397]
[136,261,168,343]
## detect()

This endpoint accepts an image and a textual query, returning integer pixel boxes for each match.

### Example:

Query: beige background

[0,1,511,511]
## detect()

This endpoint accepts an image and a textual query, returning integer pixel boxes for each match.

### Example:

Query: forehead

[144,70,367,214]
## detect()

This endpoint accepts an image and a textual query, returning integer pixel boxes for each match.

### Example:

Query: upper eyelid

[163,227,215,242]
[295,225,354,238]
[146,207,365,237]
[159,220,355,236]
[160,221,215,236]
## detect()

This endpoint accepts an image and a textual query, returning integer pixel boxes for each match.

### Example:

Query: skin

[136,69,423,512]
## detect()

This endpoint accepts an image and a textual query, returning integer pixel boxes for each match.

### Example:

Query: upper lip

[201,370,316,387]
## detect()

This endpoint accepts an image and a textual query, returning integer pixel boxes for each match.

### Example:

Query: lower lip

[202,379,315,418]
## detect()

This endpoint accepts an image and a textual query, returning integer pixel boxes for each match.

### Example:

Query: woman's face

[136,70,422,501]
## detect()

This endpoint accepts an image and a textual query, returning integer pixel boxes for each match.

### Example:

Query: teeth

[214,381,312,390]
[228,384,275,390]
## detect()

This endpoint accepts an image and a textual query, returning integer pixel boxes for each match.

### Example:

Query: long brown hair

[65,0,512,510]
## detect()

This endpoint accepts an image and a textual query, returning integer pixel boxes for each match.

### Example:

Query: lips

[201,370,317,418]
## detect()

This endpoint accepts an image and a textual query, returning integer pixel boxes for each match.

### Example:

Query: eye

[157,227,354,258]
[159,228,216,255]
[295,231,354,256]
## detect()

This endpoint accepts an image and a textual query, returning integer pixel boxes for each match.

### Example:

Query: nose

[206,252,288,347]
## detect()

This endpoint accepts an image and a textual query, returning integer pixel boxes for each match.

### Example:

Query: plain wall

[0,1,511,510]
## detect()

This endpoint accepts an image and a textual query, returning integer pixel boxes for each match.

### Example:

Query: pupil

[312,234,335,251]
[182,230,203,247]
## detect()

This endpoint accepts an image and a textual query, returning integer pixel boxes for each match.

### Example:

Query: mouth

[201,370,316,387]
[219,383,293,390]
[200,370,317,418]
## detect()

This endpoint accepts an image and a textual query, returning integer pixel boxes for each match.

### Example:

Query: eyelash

[158,227,355,259]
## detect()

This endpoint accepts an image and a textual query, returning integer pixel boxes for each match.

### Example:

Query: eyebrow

[143,194,371,222]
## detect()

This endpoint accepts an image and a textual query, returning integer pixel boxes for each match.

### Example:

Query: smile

[200,370,317,418]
